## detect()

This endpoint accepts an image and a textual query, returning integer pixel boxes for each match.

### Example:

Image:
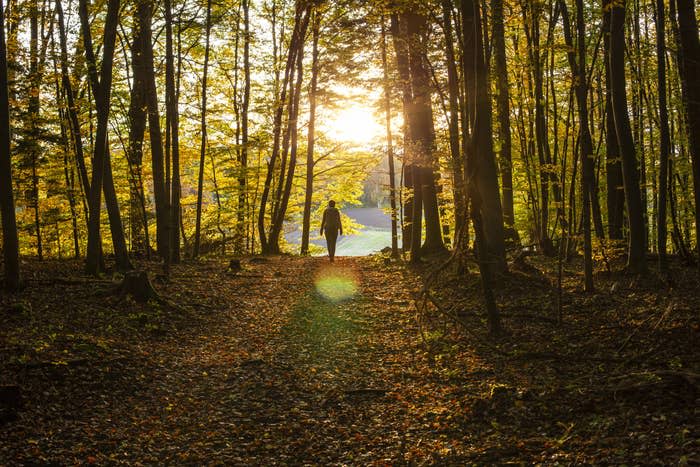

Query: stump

[228,259,242,273]
[115,270,159,303]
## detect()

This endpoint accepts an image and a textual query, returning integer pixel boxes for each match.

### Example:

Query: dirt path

[2,256,697,464]
[1,257,464,464]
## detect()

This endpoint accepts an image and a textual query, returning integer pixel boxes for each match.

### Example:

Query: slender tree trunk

[194,0,212,259]
[82,0,127,274]
[441,0,467,239]
[258,1,311,254]
[403,9,445,261]
[165,0,181,265]
[128,0,149,257]
[56,0,90,215]
[674,0,700,263]
[301,7,320,256]
[390,13,414,253]
[269,13,308,251]
[462,0,506,271]
[491,0,518,244]
[560,0,593,290]
[0,0,20,290]
[381,15,400,258]
[609,0,647,272]
[137,0,168,266]
[28,0,42,259]
[237,0,250,254]
[603,0,625,239]
[656,0,670,271]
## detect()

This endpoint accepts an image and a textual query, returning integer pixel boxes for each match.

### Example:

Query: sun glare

[321,100,383,147]
[314,266,359,302]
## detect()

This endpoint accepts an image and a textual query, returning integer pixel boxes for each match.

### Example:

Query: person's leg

[327,230,338,261]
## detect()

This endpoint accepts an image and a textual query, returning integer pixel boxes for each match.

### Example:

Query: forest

[0,0,699,463]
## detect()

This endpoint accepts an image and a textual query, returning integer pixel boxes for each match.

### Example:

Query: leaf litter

[0,254,698,464]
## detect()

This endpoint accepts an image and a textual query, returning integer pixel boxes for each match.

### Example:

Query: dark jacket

[320,207,343,235]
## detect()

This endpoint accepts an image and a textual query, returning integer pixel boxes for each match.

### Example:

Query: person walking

[320,200,343,262]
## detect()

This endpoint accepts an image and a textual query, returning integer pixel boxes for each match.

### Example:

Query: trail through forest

[1,256,698,464]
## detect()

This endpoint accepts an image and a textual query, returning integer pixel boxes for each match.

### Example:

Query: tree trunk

[128,0,150,257]
[656,0,670,271]
[268,14,308,252]
[194,0,212,259]
[491,0,518,244]
[403,9,445,261]
[674,0,700,264]
[390,13,414,253]
[258,1,311,254]
[441,0,467,240]
[462,0,506,271]
[381,15,400,258]
[165,0,181,265]
[609,0,647,272]
[301,7,320,256]
[82,0,128,274]
[56,0,90,217]
[237,0,251,254]
[603,0,625,240]
[0,0,21,290]
[136,0,168,266]
[560,0,593,290]
[28,0,42,259]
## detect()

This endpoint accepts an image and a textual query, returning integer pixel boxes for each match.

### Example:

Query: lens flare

[314,266,358,302]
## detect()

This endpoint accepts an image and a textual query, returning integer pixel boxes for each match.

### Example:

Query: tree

[0,0,21,290]
[128,0,152,257]
[194,0,213,259]
[656,0,670,271]
[381,14,399,258]
[258,0,312,255]
[301,6,321,256]
[491,0,518,244]
[461,0,506,271]
[609,0,647,272]
[674,0,700,267]
[165,0,182,265]
[393,6,445,262]
[602,0,625,240]
[82,0,131,274]
[560,0,593,290]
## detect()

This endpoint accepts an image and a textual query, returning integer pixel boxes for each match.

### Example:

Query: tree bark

[491,0,518,244]
[461,0,506,271]
[82,0,130,274]
[390,13,414,253]
[237,0,251,253]
[128,0,150,257]
[0,0,21,290]
[381,15,400,258]
[441,0,467,240]
[656,0,670,271]
[28,0,42,259]
[165,0,181,265]
[194,0,212,259]
[560,0,593,290]
[674,0,700,265]
[603,0,625,240]
[137,0,168,266]
[609,0,647,272]
[301,7,320,256]
[258,1,311,254]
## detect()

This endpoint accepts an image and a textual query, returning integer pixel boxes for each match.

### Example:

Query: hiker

[320,200,343,262]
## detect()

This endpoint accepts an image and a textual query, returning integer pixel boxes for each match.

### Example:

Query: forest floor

[1,253,698,464]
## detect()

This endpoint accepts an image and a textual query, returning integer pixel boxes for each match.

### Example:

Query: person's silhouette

[320,200,343,262]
